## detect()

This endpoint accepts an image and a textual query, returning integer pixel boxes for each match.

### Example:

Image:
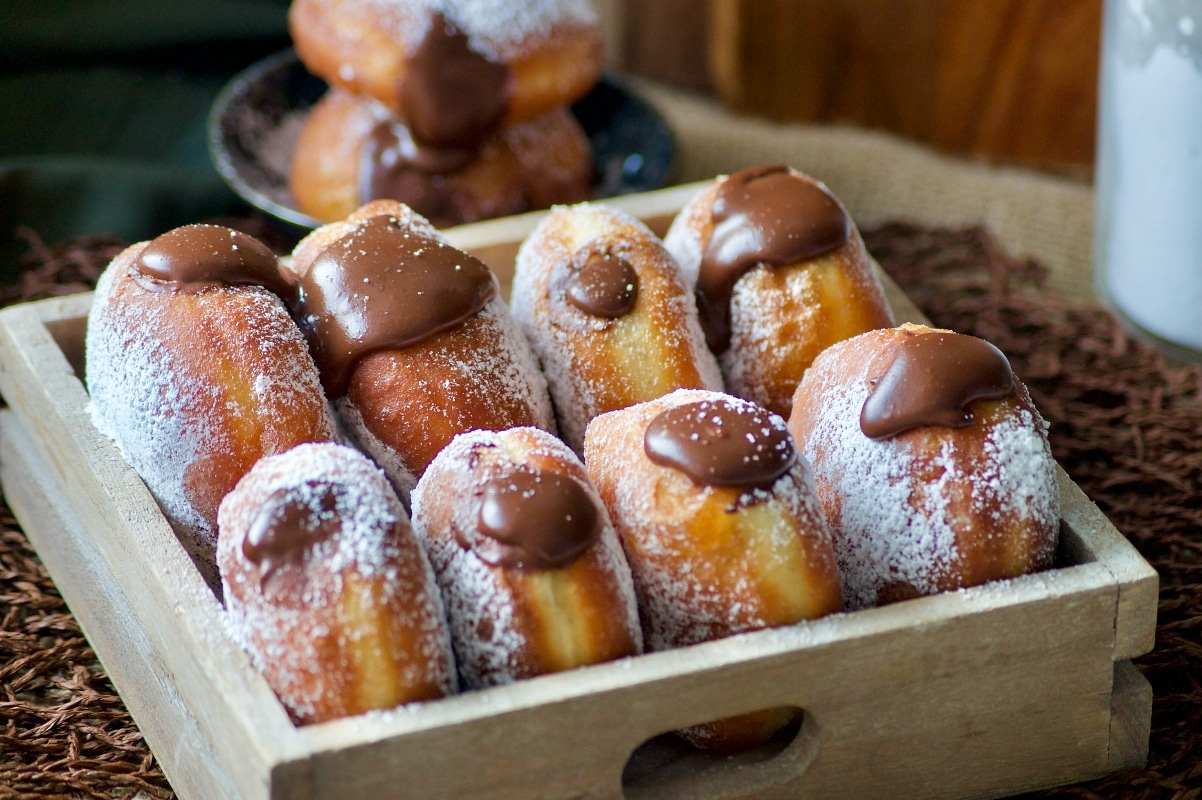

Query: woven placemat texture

[1,223,1199,798]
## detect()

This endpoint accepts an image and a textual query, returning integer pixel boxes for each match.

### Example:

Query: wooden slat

[293,555,1121,799]
[0,412,244,800]
[1055,471,1159,662]
[1108,660,1153,772]
[0,299,309,800]
[707,0,1100,168]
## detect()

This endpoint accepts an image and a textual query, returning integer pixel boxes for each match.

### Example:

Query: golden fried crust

[289,201,555,497]
[289,0,603,127]
[787,324,1060,609]
[86,244,337,580]
[345,304,556,487]
[583,389,842,751]
[411,427,642,688]
[664,173,896,417]
[289,89,372,224]
[218,444,456,724]
[512,205,723,451]
[289,90,593,226]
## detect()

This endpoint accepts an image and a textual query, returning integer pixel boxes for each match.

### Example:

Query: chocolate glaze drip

[565,244,639,318]
[473,467,600,569]
[697,165,851,352]
[134,224,295,303]
[359,119,476,221]
[296,214,499,396]
[859,331,1015,440]
[399,12,511,149]
[644,398,794,488]
[243,483,341,589]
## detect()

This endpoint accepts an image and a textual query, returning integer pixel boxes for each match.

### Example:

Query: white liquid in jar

[1096,0,1202,352]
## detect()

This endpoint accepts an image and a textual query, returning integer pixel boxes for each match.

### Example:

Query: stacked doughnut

[84,164,1061,747]
[288,0,602,226]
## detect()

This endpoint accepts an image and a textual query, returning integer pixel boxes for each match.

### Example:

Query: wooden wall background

[601,0,1102,171]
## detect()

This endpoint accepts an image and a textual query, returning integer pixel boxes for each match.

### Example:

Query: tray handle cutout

[622,707,817,800]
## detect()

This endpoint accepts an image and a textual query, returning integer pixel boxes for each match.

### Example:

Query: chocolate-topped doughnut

[512,204,722,451]
[289,89,593,226]
[584,389,842,751]
[788,323,1059,609]
[289,200,555,497]
[86,225,337,584]
[289,0,603,149]
[411,426,641,688]
[218,443,457,723]
[664,165,895,416]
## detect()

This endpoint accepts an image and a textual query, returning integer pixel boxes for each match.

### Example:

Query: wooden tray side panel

[0,302,306,800]
[1055,471,1158,662]
[293,572,1119,800]
[0,412,246,800]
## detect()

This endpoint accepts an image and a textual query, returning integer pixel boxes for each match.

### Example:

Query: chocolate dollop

[297,214,499,396]
[400,12,511,149]
[135,224,295,303]
[859,331,1015,440]
[565,244,639,318]
[359,118,478,226]
[644,398,794,488]
[697,165,850,352]
[473,467,600,569]
[243,483,341,588]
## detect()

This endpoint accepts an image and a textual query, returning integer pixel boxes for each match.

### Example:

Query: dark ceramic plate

[208,49,676,230]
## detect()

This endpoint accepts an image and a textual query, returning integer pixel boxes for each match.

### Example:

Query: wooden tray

[0,183,1157,800]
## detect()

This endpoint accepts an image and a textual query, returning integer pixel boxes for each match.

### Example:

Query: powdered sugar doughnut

[289,90,592,226]
[289,0,603,148]
[290,200,555,499]
[787,324,1060,610]
[663,165,895,416]
[219,443,456,724]
[511,203,723,452]
[583,388,842,752]
[410,426,641,689]
[85,225,338,584]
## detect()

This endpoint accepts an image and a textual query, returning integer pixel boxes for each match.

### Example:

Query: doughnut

[663,164,895,417]
[218,442,457,723]
[583,388,842,752]
[511,204,723,451]
[289,0,604,149]
[289,89,593,226]
[289,200,555,498]
[410,426,642,688]
[787,323,1060,610]
[85,225,338,584]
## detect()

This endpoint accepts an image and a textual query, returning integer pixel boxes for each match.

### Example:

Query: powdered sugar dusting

[290,199,446,281]
[87,253,207,538]
[584,389,839,652]
[412,427,641,688]
[512,203,722,451]
[219,442,456,723]
[362,0,598,61]
[337,296,555,499]
[337,396,421,498]
[661,182,714,287]
[791,330,1060,610]
[85,244,336,583]
[663,174,895,415]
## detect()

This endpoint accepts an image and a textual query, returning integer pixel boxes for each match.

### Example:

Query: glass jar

[1095,0,1202,360]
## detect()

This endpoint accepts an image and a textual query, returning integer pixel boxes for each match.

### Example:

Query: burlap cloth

[3,85,1199,798]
